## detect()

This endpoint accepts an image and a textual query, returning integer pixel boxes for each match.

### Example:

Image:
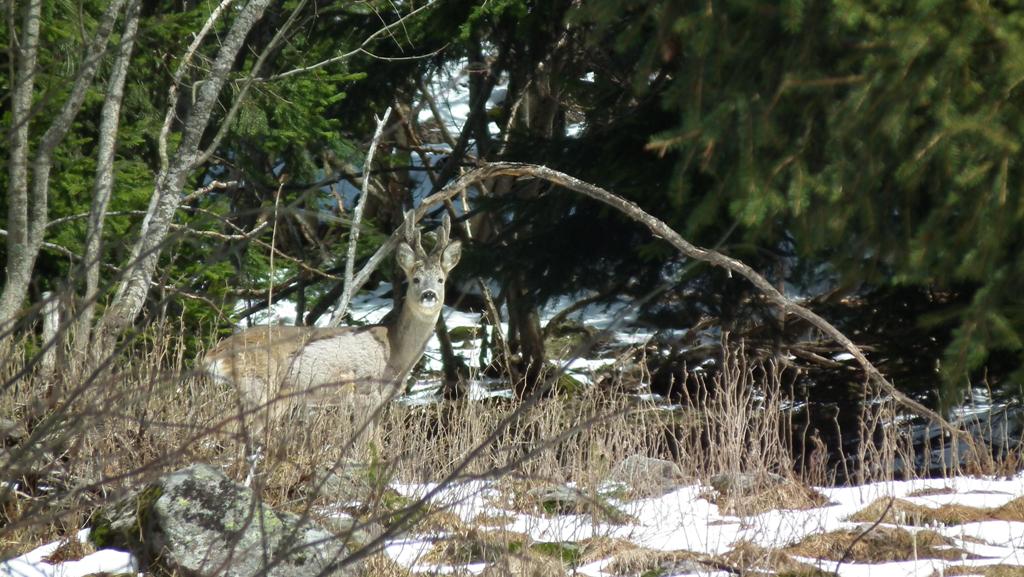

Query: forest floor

[6,470,1024,576]
[3,293,1023,576]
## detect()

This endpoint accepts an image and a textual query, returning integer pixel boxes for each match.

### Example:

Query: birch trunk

[75,0,141,360]
[0,0,42,329]
[96,0,273,351]
[0,0,126,328]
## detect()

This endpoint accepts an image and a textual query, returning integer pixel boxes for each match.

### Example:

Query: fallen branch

[834,496,895,575]
[320,160,968,447]
[419,162,970,449]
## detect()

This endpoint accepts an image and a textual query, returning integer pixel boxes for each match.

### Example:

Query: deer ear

[396,242,417,275]
[441,240,462,273]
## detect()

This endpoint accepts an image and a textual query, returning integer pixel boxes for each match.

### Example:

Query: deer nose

[420,290,438,306]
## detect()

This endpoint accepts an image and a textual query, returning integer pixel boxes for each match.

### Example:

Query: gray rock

[527,485,633,524]
[92,463,358,577]
[0,418,27,442]
[528,484,586,514]
[318,462,380,506]
[609,455,684,496]
[322,514,384,550]
[708,471,786,496]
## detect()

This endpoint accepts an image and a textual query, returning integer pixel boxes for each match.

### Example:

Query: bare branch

[258,1,440,82]
[159,0,236,172]
[0,229,215,307]
[417,76,458,148]
[331,107,393,325]
[181,180,241,204]
[355,44,448,63]
[439,162,971,449]
[192,208,340,281]
[196,0,309,166]
[329,161,969,449]
[168,221,271,242]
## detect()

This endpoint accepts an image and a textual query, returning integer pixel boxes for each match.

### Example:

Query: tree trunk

[0,0,126,328]
[75,0,141,362]
[507,273,545,397]
[96,0,273,353]
[436,313,468,399]
[0,0,42,329]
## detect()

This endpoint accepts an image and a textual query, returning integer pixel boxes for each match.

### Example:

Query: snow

[379,473,1024,577]
[1,530,137,577]
[8,473,1024,577]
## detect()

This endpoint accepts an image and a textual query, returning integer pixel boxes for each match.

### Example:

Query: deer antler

[403,210,426,258]
[433,213,452,255]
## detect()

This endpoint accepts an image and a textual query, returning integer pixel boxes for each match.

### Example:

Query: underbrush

[0,321,1021,568]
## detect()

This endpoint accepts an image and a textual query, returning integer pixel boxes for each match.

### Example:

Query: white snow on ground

[1,529,137,577]
[381,473,1024,577]
[9,473,1024,576]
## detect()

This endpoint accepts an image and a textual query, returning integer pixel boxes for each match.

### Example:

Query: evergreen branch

[159,0,236,172]
[196,0,308,166]
[0,228,216,307]
[190,207,342,282]
[48,181,237,230]
[256,0,440,82]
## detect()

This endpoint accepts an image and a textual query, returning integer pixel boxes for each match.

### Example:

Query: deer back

[205,324,392,415]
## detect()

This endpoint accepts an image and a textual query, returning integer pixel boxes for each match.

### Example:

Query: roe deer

[204,212,462,433]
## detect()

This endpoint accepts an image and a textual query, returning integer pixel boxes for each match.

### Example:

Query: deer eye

[437,277,444,284]
[413,277,421,284]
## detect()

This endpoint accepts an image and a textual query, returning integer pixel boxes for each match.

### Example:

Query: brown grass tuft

[364,552,412,577]
[575,536,638,564]
[849,495,1024,527]
[942,565,1024,577]
[992,496,1024,521]
[423,528,531,565]
[41,534,94,564]
[715,478,829,516]
[603,548,709,577]
[477,551,566,577]
[848,498,988,526]
[722,540,830,576]
[906,486,955,498]
[786,526,970,562]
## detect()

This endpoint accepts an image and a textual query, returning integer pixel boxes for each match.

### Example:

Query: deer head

[396,211,462,318]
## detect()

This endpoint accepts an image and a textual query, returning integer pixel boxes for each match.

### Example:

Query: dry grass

[711,477,830,516]
[602,548,708,577]
[722,540,831,576]
[786,526,970,562]
[363,552,412,577]
[848,498,989,526]
[40,534,94,564]
[604,542,830,577]
[848,495,1024,526]
[422,528,531,565]
[907,486,956,497]
[943,565,1024,577]
[1,320,1022,575]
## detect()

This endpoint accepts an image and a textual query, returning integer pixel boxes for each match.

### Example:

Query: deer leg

[348,389,385,460]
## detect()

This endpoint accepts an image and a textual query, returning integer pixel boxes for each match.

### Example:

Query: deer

[204,211,462,438]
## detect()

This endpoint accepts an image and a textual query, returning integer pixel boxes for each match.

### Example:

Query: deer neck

[385,301,439,381]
